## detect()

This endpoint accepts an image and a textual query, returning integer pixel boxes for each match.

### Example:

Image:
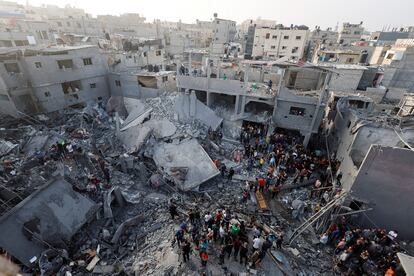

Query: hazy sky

[17,0,413,31]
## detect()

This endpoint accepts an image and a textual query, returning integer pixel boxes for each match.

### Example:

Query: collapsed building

[325,91,414,239]
[0,39,414,275]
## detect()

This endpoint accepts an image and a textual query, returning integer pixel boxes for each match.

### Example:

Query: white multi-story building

[338,22,364,46]
[252,26,309,60]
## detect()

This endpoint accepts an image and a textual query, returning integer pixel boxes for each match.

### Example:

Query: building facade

[252,26,309,60]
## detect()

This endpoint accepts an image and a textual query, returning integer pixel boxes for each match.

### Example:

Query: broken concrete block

[92,265,114,274]
[86,256,100,272]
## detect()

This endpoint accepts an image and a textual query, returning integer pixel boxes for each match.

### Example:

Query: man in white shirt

[253,236,263,251]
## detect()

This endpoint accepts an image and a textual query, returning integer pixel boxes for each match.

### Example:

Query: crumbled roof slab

[0,177,98,267]
[152,139,220,191]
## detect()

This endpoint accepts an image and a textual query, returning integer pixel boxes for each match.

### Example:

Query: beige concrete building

[338,22,364,46]
[252,26,309,60]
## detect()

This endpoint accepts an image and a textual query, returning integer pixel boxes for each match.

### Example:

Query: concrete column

[190,90,196,117]
[188,51,192,75]
[234,95,240,115]
[240,95,246,116]
[206,92,212,107]
[244,64,249,84]
[303,132,311,148]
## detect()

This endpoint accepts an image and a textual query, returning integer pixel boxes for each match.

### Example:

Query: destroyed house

[344,145,414,240]
[0,177,98,267]
[0,45,110,118]
[327,98,414,191]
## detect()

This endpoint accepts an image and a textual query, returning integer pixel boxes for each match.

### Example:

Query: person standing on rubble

[169,202,179,220]
[200,251,208,267]
[220,163,227,177]
[224,234,233,258]
[228,167,234,181]
[276,234,284,249]
[257,177,266,193]
[233,238,241,260]
[181,239,191,263]
[240,242,249,265]
[175,229,184,247]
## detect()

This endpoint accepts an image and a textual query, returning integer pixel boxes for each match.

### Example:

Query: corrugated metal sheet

[0,140,18,157]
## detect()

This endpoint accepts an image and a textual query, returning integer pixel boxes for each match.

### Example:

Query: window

[349,100,365,109]
[0,94,9,101]
[57,59,74,69]
[289,106,306,116]
[282,46,287,50]
[4,63,20,73]
[76,22,82,28]
[386,53,394,59]
[269,55,275,57]
[14,40,29,46]
[41,31,48,39]
[143,52,147,57]
[83,58,92,66]
[35,62,42,68]
[271,45,276,49]
[90,83,96,89]
[44,91,51,97]
[296,36,301,40]
[283,35,289,39]
[156,50,161,56]
[115,80,121,87]
[62,80,82,94]
[265,33,270,39]
[272,35,277,39]
[354,31,361,35]
[291,47,299,53]
[66,22,71,27]
[57,22,62,27]
[162,76,168,82]
[346,57,354,63]
[0,40,12,47]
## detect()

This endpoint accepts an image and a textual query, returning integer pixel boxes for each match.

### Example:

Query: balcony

[177,74,276,99]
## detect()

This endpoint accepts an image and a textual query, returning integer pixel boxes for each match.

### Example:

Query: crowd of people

[321,221,405,275]
[168,202,282,271]
[168,123,409,274]
[236,124,339,207]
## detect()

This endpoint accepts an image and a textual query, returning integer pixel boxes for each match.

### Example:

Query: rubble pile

[0,98,411,276]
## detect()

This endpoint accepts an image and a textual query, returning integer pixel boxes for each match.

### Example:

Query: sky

[16,0,414,31]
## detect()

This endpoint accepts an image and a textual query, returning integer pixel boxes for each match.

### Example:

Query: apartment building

[0,45,110,117]
[306,27,338,60]
[210,14,236,54]
[252,26,309,60]
[337,22,364,46]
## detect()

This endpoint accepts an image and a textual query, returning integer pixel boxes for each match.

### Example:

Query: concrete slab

[175,92,223,130]
[0,139,18,157]
[0,177,98,267]
[144,119,177,139]
[117,125,152,153]
[152,139,220,191]
[123,98,145,114]
[120,108,152,131]
[23,134,50,156]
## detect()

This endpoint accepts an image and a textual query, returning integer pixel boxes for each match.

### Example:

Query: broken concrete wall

[348,145,414,240]
[0,177,97,267]
[175,91,223,130]
[273,87,322,135]
[329,68,365,91]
